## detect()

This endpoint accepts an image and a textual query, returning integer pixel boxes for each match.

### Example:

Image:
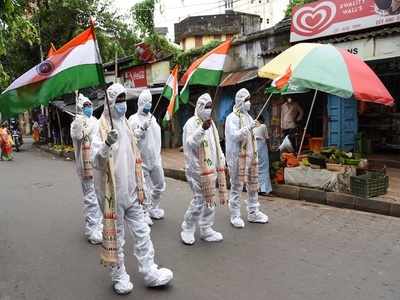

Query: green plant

[285,0,317,17]
[174,40,222,71]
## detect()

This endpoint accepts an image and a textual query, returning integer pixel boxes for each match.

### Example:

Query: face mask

[114,102,127,117]
[83,107,93,118]
[287,98,293,104]
[244,101,251,112]
[143,102,151,114]
[199,108,212,121]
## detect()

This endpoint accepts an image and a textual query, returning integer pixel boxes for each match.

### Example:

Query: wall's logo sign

[36,60,55,76]
[292,1,337,35]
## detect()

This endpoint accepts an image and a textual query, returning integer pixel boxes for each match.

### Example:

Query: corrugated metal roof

[219,68,258,87]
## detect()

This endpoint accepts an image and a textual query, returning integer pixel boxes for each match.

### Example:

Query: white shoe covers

[247,210,269,224]
[144,267,173,287]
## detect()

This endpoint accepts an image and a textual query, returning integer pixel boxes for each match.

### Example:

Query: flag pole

[297,89,318,159]
[255,92,273,121]
[151,92,164,116]
[151,65,179,119]
[90,18,114,129]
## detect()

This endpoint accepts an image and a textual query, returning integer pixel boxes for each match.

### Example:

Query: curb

[164,168,187,182]
[270,184,399,218]
[34,144,74,160]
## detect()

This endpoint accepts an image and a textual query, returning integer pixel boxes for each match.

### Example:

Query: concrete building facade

[154,0,289,41]
[174,11,262,50]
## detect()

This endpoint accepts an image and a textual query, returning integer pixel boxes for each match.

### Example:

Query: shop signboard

[333,36,400,60]
[122,65,147,88]
[149,61,170,85]
[290,0,400,42]
[334,38,375,59]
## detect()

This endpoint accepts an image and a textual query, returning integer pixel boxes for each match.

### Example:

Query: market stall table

[284,165,356,192]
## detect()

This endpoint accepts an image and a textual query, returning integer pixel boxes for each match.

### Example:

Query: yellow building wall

[183,37,196,50]
[202,35,214,45]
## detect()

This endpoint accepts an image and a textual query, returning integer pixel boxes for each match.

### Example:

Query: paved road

[1,141,400,300]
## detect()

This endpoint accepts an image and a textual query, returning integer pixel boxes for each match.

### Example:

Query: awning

[51,99,104,116]
[219,68,259,87]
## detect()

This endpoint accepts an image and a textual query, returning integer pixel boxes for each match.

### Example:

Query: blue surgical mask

[114,102,127,117]
[143,102,151,114]
[83,107,93,118]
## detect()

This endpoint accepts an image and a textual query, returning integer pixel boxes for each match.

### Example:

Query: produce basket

[308,155,326,168]
[326,163,344,172]
[344,158,361,166]
[350,172,389,198]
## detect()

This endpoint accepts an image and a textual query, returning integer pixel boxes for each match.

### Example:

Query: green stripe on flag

[180,68,223,104]
[0,64,104,118]
[162,85,173,99]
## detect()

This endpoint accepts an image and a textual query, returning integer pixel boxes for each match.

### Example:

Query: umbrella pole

[256,93,273,121]
[297,89,318,159]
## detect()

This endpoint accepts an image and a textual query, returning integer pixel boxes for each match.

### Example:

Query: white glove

[105,129,118,146]
[134,128,145,138]
[239,127,250,139]
[249,120,257,130]
[142,119,150,131]
[71,121,83,140]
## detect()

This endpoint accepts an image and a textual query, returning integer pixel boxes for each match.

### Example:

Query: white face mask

[199,108,212,121]
[244,101,251,112]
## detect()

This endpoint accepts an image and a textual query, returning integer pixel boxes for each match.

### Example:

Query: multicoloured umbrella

[259,43,394,106]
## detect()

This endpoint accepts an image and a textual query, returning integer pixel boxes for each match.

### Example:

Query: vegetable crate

[350,172,389,198]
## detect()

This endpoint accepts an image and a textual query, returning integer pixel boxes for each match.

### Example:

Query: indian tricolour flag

[265,65,309,95]
[271,66,292,90]
[47,43,57,58]
[0,27,104,118]
[180,39,232,104]
[162,65,179,127]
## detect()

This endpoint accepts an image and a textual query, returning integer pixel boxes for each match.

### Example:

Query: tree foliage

[0,0,38,88]
[285,0,317,16]
[131,0,158,37]
[0,0,140,90]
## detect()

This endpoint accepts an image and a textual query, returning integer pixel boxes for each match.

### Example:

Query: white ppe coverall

[128,89,166,220]
[180,93,223,245]
[91,83,172,294]
[225,88,268,227]
[70,94,103,244]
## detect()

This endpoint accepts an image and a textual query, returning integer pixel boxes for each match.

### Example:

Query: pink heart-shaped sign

[293,1,337,36]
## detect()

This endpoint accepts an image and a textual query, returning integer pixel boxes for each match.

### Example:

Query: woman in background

[0,122,13,161]
[32,121,40,144]
[254,116,272,196]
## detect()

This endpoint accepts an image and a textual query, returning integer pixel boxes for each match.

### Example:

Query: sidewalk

[162,148,187,181]
[35,144,400,218]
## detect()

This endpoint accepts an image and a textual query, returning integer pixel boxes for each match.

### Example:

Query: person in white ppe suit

[91,83,173,295]
[128,89,166,224]
[180,93,224,245]
[225,88,269,228]
[70,94,103,244]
